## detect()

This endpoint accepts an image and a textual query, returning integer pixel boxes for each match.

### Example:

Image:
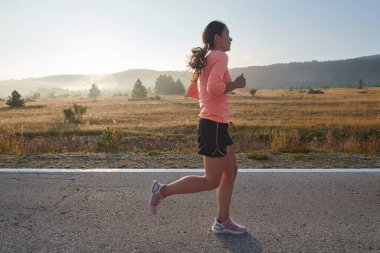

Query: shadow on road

[216,232,262,253]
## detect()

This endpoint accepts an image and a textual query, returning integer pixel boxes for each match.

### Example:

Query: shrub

[249,89,257,97]
[247,152,269,160]
[63,103,87,123]
[96,127,123,152]
[144,149,162,156]
[357,79,364,89]
[31,93,40,99]
[290,153,303,160]
[307,89,324,94]
[148,95,161,101]
[63,108,75,123]
[0,129,25,155]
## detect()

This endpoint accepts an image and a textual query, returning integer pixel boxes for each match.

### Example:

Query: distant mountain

[233,54,380,88]
[354,54,380,60]
[1,54,379,97]
[0,75,95,98]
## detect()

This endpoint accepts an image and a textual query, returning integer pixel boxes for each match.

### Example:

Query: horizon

[2,53,379,82]
[1,0,380,81]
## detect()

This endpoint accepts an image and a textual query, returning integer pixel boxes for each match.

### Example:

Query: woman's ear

[214,34,220,43]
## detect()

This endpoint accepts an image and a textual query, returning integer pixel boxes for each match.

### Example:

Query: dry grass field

[0,87,380,155]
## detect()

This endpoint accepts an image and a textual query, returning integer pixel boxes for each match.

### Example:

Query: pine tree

[89,84,101,98]
[175,79,186,95]
[6,90,25,108]
[131,79,148,99]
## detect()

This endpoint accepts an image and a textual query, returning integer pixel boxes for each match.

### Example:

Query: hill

[0,54,379,97]
[232,54,380,88]
[0,70,192,98]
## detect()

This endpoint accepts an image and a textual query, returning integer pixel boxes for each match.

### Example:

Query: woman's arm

[224,74,246,93]
[207,53,229,96]
[207,52,246,95]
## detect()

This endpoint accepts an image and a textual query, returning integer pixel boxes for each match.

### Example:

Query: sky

[0,0,379,81]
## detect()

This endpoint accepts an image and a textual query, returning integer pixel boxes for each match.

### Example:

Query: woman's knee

[224,165,238,180]
[203,156,225,190]
[225,146,238,178]
[204,176,220,190]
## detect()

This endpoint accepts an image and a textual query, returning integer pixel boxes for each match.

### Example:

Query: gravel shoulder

[1,152,379,169]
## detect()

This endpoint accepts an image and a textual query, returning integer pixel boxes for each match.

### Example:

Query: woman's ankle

[160,185,168,198]
[217,216,229,223]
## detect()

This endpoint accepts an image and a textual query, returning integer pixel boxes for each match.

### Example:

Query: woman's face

[214,27,232,52]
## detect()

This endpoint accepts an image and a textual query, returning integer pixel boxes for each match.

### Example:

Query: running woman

[148,20,247,234]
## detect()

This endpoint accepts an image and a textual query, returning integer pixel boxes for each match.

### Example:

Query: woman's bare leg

[216,145,238,222]
[160,156,226,197]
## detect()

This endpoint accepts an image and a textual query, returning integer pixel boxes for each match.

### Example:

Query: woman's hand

[224,74,246,93]
[233,74,246,88]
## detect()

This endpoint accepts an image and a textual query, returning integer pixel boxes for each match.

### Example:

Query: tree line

[131,74,185,99]
[81,74,186,99]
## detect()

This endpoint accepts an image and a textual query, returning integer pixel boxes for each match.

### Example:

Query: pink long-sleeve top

[186,50,232,123]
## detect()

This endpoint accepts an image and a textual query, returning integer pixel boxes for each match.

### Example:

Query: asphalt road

[0,171,379,252]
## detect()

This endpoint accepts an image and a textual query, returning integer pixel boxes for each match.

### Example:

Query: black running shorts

[197,118,233,157]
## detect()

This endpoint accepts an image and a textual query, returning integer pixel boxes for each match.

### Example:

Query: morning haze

[1,54,380,98]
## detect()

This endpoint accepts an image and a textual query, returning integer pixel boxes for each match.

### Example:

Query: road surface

[0,169,379,252]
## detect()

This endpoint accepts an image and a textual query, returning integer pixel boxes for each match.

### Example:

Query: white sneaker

[211,217,248,234]
[148,180,165,215]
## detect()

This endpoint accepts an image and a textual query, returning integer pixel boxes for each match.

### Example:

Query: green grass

[247,152,269,160]
[290,153,303,160]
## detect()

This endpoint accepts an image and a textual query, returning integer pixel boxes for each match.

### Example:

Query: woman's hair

[187,20,227,75]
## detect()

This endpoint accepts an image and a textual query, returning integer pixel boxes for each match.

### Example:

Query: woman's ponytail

[187,46,208,76]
